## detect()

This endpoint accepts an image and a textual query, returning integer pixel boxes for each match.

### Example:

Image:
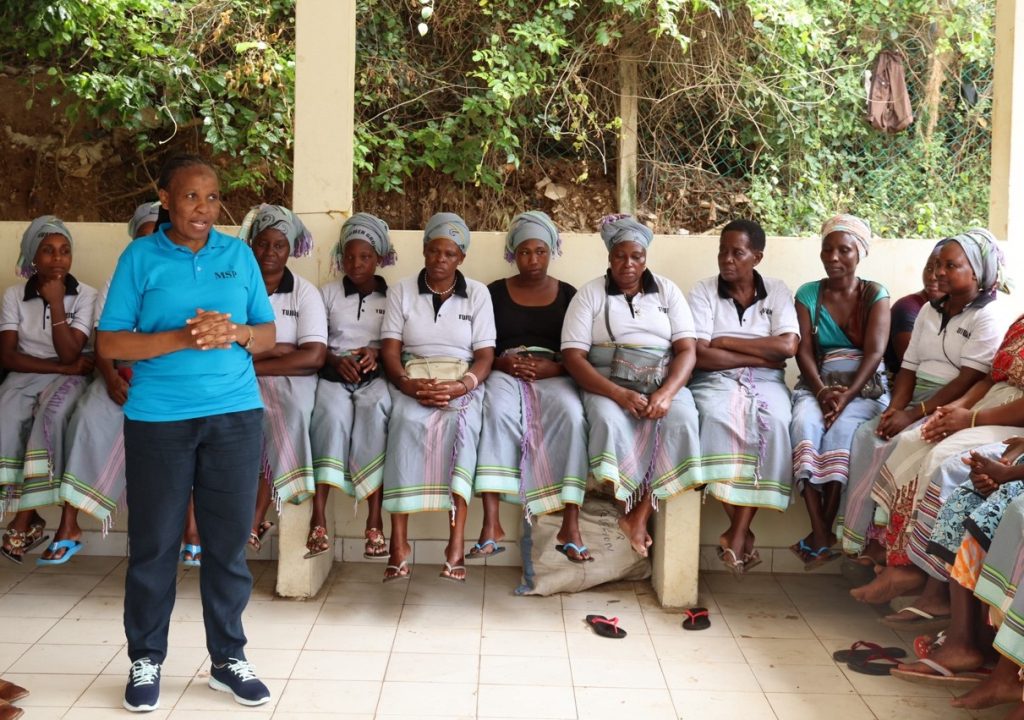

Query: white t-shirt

[269,269,328,346]
[561,270,696,351]
[381,271,496,362]
[688,273,800,342]
[321,275,388,354]
[902,298,1006,383]
[0,277,97,359]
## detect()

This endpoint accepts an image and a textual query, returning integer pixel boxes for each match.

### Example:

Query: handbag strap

[811,281,824,366]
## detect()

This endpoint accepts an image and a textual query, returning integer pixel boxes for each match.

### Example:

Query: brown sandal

[303,525,331,559]
[363,528,388,559]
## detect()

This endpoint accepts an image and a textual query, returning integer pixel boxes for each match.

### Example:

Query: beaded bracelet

[463,371,479,390]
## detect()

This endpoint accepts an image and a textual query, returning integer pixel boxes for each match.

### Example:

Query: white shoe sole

[208,676,271,706]
[122,698,159,712]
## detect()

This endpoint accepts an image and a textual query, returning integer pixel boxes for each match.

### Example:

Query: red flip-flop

[585,614,627,639]
[682,607,711,631]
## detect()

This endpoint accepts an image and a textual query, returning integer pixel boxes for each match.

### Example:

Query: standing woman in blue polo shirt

[97,155,276,712]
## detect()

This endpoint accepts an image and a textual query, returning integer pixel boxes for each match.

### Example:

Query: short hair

[157,154,215,190]
[721,219,766,252]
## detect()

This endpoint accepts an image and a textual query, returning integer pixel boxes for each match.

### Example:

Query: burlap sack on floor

[516,496,651,596]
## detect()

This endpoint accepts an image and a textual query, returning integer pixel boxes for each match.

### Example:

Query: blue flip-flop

[555,542,594,563]
[180,544,202,568]
[467,539,506,560]
[36,539,83,566]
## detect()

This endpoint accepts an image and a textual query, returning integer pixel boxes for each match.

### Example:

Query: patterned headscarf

[239,204,313,257]
[332,212,397,272]
[127,201,161,239]
[423,212,471,253]
[599,214,654,251]
[504,211,561,262]
[18,216,72,278]
[946,228,1012,296]
[821,214,872,259]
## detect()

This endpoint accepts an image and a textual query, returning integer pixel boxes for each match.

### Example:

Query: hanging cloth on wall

[866,50,914,133]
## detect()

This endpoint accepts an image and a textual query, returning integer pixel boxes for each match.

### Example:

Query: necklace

[425,277,457,295]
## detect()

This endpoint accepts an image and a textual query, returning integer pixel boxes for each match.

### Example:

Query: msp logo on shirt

[281,309,299,318]
[759,307,773,317]
[956,327,972,340]
[658,306,668,314]
[215,270,238,279]
[459,313,473,321]
[375,308,385,315]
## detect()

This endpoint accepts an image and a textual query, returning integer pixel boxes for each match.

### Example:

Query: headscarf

[504,210,561,262]
[18,216,72,278]
[598,214,654,251]
[423,212,471,254]
[332,212,397,272]
[127,201,161,239]
[820,214,872,259]
[239,204,313,257]
[945,228,1012,296]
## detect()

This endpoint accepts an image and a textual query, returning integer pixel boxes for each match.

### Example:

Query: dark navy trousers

[123,409,263,665]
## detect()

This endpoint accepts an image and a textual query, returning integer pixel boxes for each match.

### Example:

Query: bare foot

[850,565,926,603]
[618,516,650,557]
[952,658,1023,709]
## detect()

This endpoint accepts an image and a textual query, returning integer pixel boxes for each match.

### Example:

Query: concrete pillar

[651,491,701,608]
[990,0,1024,241]
[276,0,357,598]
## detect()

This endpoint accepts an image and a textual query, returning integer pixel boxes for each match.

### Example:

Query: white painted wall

[1,221,1019,555]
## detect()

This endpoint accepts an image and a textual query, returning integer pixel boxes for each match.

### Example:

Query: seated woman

[846,230,1010,603]
[688,219,799,573]
[1,217,97,563]
[308,213,395,559]
[852,312,1024,620]
[950,483,1024,713]
[241,205,327,553]
[471,211,589,561]
[892,461,1024,699]
[883,243,944,376]
[789,214,890,567]
[379,212,495,582]
[43,202,161,563]
[561,214,701,556]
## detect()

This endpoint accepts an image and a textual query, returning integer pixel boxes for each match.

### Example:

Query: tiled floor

[0,556,1013,719]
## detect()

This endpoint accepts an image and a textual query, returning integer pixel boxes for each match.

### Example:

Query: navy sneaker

[123,657,161,712]
[209,658,271,706]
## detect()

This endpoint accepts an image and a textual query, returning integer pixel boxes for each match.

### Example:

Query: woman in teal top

[789,214,890,568]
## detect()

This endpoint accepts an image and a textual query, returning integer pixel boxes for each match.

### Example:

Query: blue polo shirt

[98,224,275,422]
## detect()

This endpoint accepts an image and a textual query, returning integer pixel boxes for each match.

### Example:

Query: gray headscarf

[127,201,161,239]
[239,204,313,257]
[423,212,471,253]
[334,212,397,271]
[18,216,72,278]
[944,228,1012,297]
[504,211,561,262]
[599,214,654,251]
